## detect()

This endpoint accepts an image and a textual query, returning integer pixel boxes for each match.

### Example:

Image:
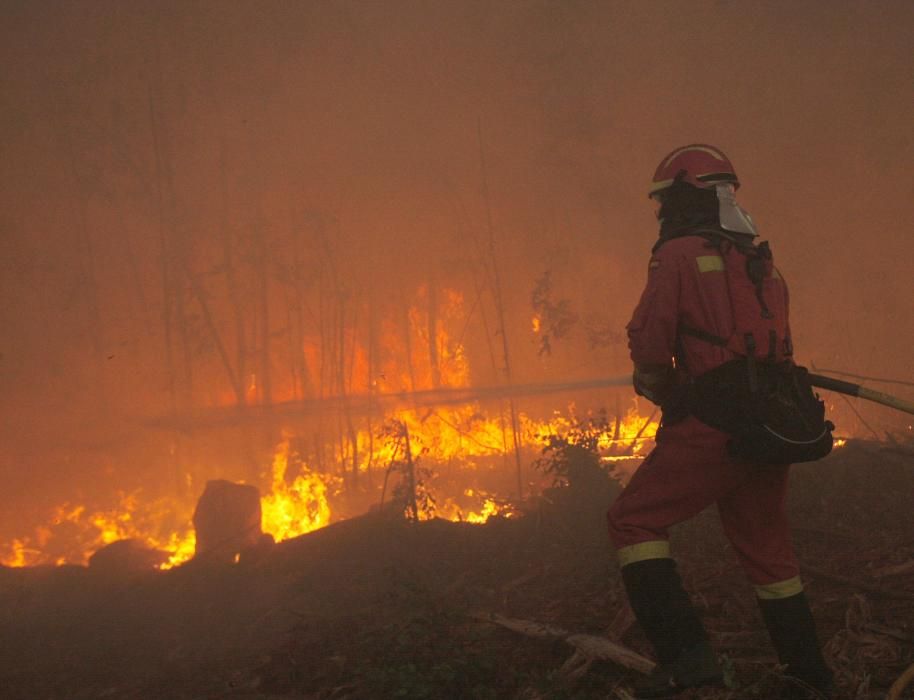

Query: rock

[193,480,264,564]
[88,539,169,574]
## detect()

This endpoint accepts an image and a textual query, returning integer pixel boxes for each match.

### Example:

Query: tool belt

[685,358,834,465]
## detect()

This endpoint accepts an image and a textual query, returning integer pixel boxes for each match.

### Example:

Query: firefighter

[607,145,833,698]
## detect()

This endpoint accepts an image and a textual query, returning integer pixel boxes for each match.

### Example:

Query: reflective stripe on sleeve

[696,255,725,273]
[617,540,671,567]
[754,576,804,600]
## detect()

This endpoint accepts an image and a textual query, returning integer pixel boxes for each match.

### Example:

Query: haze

[1,1,912,545]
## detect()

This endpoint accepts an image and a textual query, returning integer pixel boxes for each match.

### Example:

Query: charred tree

[403,296,418,393]
[364,294,379,486]
[182,262,244,404]
[175,261,194,404]
[218,132,248,406]
[59,116,106,408]
[478,118,525,499]
[427,279,441,387]
[255,210,273,407]
[403,423,419,522]
[147,74,183,495]
[287,219,314,402]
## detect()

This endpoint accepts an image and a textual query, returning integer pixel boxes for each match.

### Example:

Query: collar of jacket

[652,225,754,254]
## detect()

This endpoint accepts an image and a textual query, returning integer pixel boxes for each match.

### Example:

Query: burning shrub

[535,409,615,488]
[377,418,437,521]
[534,406,657,489]
[532,409,639,538]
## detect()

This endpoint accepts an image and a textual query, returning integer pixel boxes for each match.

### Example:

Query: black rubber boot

[758,592,833,699]
[633,640,722,698]
[621,558,723,698]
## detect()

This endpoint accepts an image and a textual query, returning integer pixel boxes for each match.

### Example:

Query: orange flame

[0,287,659,569]
[0,495,197,569]
[0,402,656,568]
[260,438,335,541]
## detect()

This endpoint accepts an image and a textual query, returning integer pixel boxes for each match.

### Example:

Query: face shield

[715,183,758,236]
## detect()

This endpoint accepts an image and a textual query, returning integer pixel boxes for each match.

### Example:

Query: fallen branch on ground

[472,611,655,675]
[872,559,914,579]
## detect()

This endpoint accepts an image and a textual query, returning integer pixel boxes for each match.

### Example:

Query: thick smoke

[1,1,912,539]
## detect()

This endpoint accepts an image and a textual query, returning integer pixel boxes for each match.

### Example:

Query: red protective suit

[607,234,801,598]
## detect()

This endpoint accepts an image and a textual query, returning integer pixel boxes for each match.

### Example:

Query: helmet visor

[716,184,757,236]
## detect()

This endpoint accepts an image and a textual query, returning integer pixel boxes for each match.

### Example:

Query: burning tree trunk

[403,424,419,522]
[403,299,418,393]
[364,295,379,486]
[378,421,419,521]
[342,290,361,488]
[478,118,524,499]
[427,279,441,387]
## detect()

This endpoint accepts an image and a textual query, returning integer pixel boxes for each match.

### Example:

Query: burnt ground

[1,440,913,700]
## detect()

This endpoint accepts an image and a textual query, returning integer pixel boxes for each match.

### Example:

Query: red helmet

[649,144,739,198]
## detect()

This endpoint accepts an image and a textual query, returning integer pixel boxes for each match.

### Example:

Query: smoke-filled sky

[1,1,913,536]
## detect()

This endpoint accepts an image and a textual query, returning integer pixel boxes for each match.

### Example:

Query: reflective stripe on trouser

[617,540,671,567]
[755,576,804,600]
[607,415,800,586]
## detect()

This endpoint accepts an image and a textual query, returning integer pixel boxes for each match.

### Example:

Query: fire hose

[808,373,914,417]
[145,369,913,430]
[439,371,914,418]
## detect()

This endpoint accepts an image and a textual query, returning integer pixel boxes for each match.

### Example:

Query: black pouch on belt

[686,359,834,465]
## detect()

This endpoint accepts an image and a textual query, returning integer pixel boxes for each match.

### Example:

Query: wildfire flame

[435,490,517,524]
[0,496,197,570]
[1,400,656,570]
[260,439,335,542]
[0,287,659,570]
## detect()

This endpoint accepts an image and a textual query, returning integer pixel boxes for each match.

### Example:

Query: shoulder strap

[678,322,729,348]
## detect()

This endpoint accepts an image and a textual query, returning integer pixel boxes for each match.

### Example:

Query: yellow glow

[260,438,334,542]
[0,287,663,569]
